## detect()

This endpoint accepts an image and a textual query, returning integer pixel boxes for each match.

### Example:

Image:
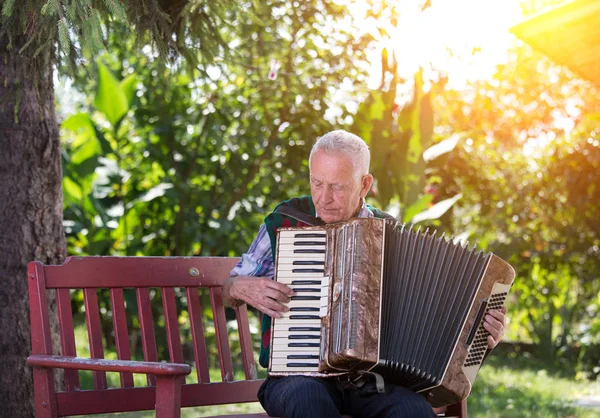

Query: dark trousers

[258,376,437,418]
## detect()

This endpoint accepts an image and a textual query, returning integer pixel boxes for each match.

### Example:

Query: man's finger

[488,309,506,324]
[264,287,291,304]
[265,279,294,296]
[487,334,497,349]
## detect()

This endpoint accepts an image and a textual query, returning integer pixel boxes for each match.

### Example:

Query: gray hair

[309,130,370,180]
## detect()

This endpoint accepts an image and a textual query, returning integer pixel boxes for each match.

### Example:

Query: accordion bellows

[268,218,515,407]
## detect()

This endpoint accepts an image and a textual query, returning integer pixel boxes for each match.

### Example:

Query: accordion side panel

[427,254,516,407]
[325,218,384,371]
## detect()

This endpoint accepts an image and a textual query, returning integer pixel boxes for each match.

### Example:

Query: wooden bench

[27,256,467,418]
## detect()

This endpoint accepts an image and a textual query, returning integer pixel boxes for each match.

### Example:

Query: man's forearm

[223,275,244,307]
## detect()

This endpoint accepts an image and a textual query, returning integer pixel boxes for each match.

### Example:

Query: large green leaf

[94,62,129,127]
[423,134,460,162]
[411,193,462,224]
[402,193,433,223]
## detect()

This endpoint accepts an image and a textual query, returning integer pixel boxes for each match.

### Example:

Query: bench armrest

[27,354,191,376]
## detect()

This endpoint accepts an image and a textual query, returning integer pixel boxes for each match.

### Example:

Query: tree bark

[0,36,66,417]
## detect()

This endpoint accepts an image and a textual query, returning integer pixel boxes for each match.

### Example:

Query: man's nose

[323,186,334,202]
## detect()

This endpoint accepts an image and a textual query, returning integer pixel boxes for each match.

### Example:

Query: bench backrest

[28,256,263,416]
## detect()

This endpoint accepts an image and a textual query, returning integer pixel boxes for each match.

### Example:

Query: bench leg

[444,399,467,418]
[32,367,59,418]
[155,375,183,418]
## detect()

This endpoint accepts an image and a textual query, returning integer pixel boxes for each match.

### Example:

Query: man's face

[309,150,373,224]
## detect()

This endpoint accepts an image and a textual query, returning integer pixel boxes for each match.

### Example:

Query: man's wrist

[224,276,244,307]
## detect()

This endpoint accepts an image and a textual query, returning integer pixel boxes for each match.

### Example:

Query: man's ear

[361,174,374,198]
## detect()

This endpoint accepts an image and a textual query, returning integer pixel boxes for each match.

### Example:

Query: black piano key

[293,241,326,246]
[289,327,321,331]
[294,233,326,238]
[294,249,326,254]
[289,315,320,320]
[287,363,319,367]
[292,260,325,265]
[291,288,320,293]
[291,296,320,301]
[288,342,320,347]
[287,354,320,359]
[289,335,320,339]
[291,280,321,285]
[290,307,319,312]
[292,268,325,273]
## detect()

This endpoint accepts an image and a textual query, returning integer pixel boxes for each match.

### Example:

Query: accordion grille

[377,223,490,392]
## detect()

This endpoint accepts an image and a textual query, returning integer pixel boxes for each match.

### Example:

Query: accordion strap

[274,206,325,226]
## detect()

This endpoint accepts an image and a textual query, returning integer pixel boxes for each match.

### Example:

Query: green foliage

[351,48,459,224]
[0,0,230,69]
[433,42,600,376]
[60,2,373,258]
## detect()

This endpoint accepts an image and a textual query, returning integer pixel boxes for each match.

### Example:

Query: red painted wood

[162,288,184,364]
[210,287,234,382]
[236,304,258,380]
[27,355,191,375]
[445,398,467,418]
[44,256,239,288]
[186,287,211,383]
[27,262,59,418]
[110,288,135,388]
[136,287,158,386]
[155,376,182,418]
[56,288,80,391]
[54,380,264,416]
[83,288,107,389]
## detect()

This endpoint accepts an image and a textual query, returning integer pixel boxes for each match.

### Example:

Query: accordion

[268,217,515,407]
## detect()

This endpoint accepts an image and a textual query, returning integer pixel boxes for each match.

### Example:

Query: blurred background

[38,0,600,416]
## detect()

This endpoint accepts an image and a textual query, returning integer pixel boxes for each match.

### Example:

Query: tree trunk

[0,36,66,417]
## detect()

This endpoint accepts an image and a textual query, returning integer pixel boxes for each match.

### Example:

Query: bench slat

[186,287,211,383]
[45,256,239,288]
[162,288,185,383]
[110,288,135,388]
[56,288,80,390]
[211,287,234,381]
[137,287,158,386]
[236,304,258,380]
[84,288,107,389]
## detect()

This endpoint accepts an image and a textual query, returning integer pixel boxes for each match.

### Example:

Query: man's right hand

[224,275,294,318]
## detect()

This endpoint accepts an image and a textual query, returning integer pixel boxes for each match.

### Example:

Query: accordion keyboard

[270,229,329,373]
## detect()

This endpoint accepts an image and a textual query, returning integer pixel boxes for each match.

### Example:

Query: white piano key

[285,300,322,308]
[277,272,326,279]
[277,265,326,272]
[278,238,327,245]
[271,350,320,358]
[277,253,326,260]
[279,311,323,319]
[272,330,320,338]
[270,365,320,372]
[273,318,322,325]
[272,342,321,351]
[278,230,326,238]
[270,358,320,365]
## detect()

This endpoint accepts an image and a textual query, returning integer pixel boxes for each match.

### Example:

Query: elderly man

[223,130,506,418]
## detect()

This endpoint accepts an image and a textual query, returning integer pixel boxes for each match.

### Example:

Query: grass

[469,357,600,418]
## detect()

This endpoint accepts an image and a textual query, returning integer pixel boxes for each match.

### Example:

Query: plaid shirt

[230,202,375,278]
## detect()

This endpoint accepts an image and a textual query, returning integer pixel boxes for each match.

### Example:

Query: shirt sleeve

[229,224,275,279]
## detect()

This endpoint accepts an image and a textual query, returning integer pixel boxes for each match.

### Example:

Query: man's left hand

[484,306,507,349]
